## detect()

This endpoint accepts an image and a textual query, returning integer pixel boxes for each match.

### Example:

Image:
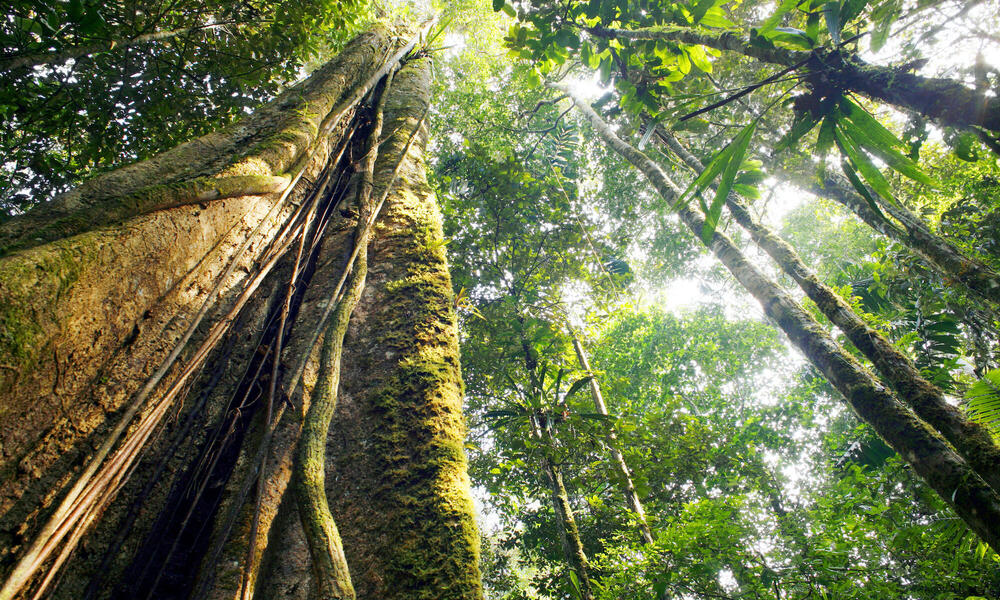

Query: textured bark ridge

[256,58,483,600]
[0,25,397,528]
[0,23,483,600]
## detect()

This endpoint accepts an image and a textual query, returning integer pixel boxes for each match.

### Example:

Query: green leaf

[766,27,815,50]
[870,2,899,51]
[834,124,895,205]
[702,122,756,243]
[839,98,902,152]
[839,99,940,187]
[599,56,613,81]
[554,28,580,50]
[502,3,516,17]
[953,131,980,162]
[965,368,1000,435]
[687,44,713,72]
[839,118,940,188]
[822,1,841,44]
[774,111,821,153]
[840,159,888,221]
[581,42,597,68]
[806,10,820,43]
[700,6,737,28]
[759,0,802,34]
[68,0,85,22]
[79,5,105,35]
[565,376,594,399]
[816,113,837,155]
[839,0,868,24]
[733,183,761,199]
[691,0,719,23]
[568,571,583,599]
[675,136,737,208]
[492,0,505,12]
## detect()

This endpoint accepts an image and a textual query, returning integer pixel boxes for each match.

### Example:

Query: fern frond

[963,368,1000,439]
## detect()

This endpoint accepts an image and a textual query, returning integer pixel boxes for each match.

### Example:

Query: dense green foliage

[4,0,1000,597]
[0,0,371,214]
[429,0,1000,597]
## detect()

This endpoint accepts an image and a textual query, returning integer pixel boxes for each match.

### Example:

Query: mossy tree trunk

[0,23,483,600]
[775,161,1000,309]
[531,416,596,600]
[569,330,654,546]
[562,84,1000,553]
[657,130,1000,495]
[256,57,483,600]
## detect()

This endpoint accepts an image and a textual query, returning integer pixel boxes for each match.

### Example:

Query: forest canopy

[2,0,1000,599]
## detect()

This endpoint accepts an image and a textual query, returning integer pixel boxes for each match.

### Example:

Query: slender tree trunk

[775,161,1000,308]
[562,84,1000,552]
[657,130,1000,494]
[569,329,655,545]
[0,24,484,600]
[588,27,1000,133]
[531,416,596,600]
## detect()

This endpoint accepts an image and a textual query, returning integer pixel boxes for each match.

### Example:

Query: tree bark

[569,329,655,545]
[531,416,596,600]
[588,27,1000,134]
[0,25,484,600]
[776,162,1000,308]
[291,71,394,600]
[257,57,484,600]
[562,84,1000,552]
[658,130,1000,495]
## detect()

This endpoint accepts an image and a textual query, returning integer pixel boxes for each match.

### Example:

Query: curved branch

[588,26,1000,133]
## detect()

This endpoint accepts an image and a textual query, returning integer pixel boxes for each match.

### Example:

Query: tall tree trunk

[561,84,1000,553]
[775,161,1000,308]
[291,68,393,600]
[255,57,483,600]
[513,319,594,599]
[657,130,1000,495]
[531,416,595,600]
[0,24,484,600]
[569,329,655,545]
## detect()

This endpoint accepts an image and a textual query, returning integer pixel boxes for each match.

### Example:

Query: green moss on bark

[326,58,483,600]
